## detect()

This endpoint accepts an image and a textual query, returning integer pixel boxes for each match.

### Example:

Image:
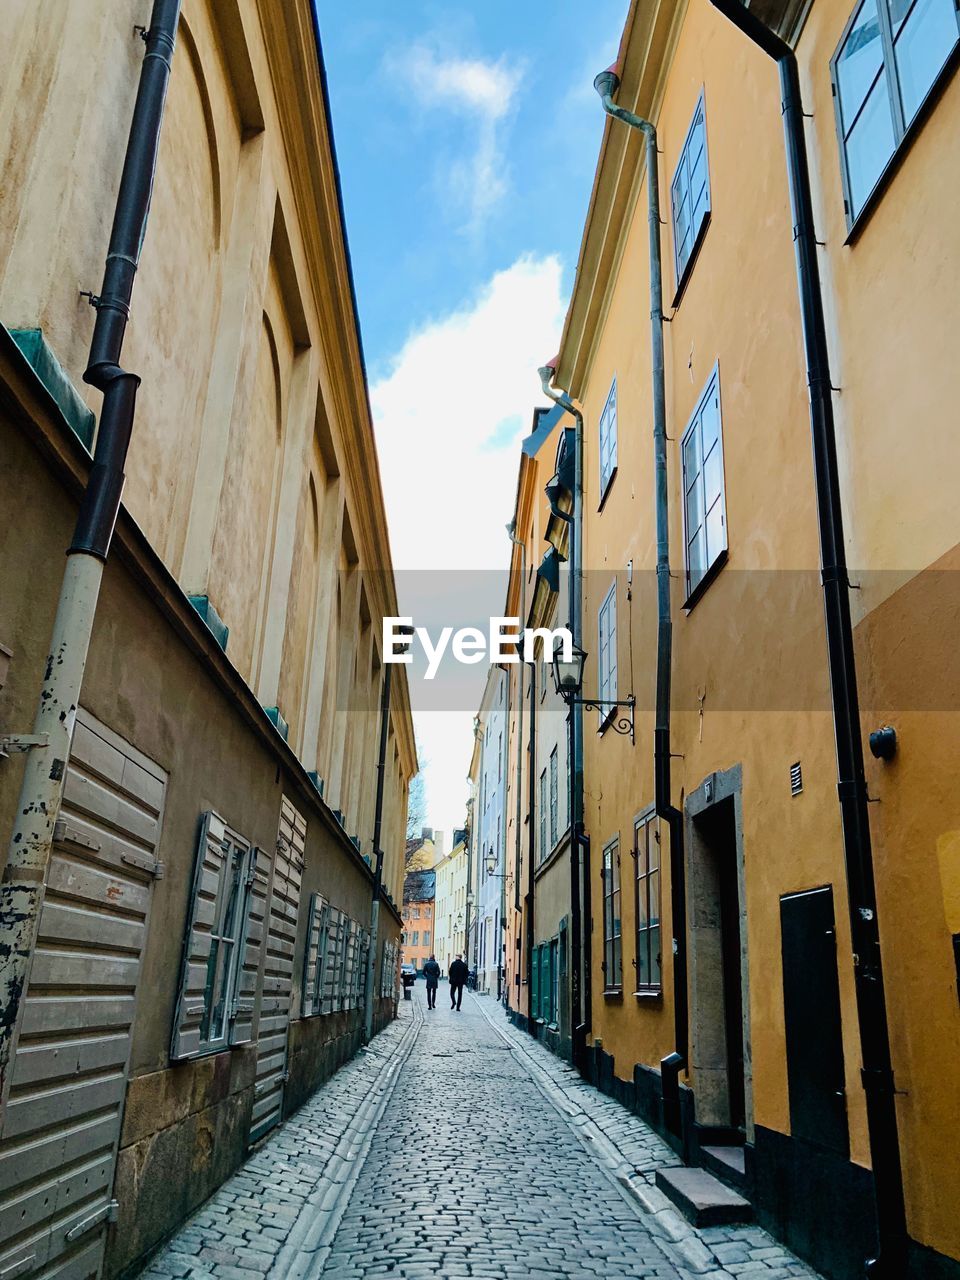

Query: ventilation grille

[790,761,803,796]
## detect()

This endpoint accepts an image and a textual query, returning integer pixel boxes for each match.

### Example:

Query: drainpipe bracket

[0,733,49,759]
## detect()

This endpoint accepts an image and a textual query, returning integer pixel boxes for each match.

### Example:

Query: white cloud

[371,254,567,841]
[386,45,523,229]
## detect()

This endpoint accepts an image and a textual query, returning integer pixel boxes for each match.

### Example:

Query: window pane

[846,74,897,214]
[649,869,660,925]
[700,390,720,454]
[706,497,725,564]
[683,431,699,489]
[894,0,958,121]
[637,933,650,987]
[650,925,662,987]
[837,0,886,129]
[703,441,723,507]
[685,470,704,535]
[613,936,623,987]
[688,526,706,588]
[649,825,659,872]
[637,877,648,927]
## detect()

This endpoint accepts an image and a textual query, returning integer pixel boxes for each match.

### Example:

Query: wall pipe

[0,0,181,1113]
[526,661,537,1031]
[594,68,689,1147]
[507,521,526,920]
[708,5,906,1273]
[538,365,587,1071]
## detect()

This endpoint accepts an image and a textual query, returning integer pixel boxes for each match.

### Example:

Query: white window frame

[597,581,618,723]
[680,364,727,600]
[598,375,618,501]
[671,91,711,288]
[549,747,559,848]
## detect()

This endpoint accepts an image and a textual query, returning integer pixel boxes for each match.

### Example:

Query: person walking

[423,954,441,1010]
[448,953,469,1012]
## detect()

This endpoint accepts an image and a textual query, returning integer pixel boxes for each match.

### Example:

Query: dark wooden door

[780,886,849,1155]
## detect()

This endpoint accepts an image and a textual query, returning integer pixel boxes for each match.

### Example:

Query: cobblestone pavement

[142,989,824,1280]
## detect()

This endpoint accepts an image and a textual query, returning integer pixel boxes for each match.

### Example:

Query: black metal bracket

[565,695,635,743]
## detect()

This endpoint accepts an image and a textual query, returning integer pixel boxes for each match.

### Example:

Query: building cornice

[256,0,416,780]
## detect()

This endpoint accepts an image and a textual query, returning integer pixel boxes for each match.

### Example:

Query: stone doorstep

[654,1166,754,1228]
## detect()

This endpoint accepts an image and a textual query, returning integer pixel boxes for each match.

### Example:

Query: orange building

[402,870,436,974]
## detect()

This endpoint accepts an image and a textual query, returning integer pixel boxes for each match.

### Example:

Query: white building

[475,665,508,995]
[433,831,468,974]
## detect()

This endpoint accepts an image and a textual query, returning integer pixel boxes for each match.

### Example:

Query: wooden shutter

[342,920,358,1010]
[320,908,343,1014]
[302,894,327,1017]
[171,812,228,1061]
[229,845,267,1045]
[357,929,370,1010]
[531,945,540,1020]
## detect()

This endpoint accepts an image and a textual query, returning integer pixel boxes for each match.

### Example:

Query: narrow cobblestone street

[142,991,824,1280]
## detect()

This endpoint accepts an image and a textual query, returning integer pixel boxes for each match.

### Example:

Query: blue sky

[316,0,629,840]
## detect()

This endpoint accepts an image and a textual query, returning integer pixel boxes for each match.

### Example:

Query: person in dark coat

[422,955,441,1009]
[448,954,469,1011]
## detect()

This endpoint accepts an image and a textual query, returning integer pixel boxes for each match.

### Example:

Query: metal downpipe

[706,4,906,1273]
[595,70,689,1146]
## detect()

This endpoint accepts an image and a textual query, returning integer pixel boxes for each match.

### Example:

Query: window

[599,376,618,500]
[498,733,503,781]
[602,836,623,991]
[539,769,548,863]
[549,748,559,848]
[413,905,420,919]
[671,93,711,286]
[681,367,727,599]
[411,930,419,946]
[832,0,959,224]
[171,812,260,1060]
[598,582,618,712]
[423,931,431,946]
[634,814,662,993]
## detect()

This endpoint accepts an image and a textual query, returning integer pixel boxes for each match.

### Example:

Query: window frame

[670,90,712,296]
[597,580,618,727]
[633,810,663,996]
[679,363,728,606]
[549,747,559,849]
[601,835,623,994]
[539,768,548,864]
[598,375,618,504]
[831,0,960,232]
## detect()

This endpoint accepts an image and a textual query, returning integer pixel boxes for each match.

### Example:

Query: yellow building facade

[528,0,960,1276]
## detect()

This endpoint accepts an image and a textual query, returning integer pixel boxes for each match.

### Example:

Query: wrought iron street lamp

[551,641,635,742]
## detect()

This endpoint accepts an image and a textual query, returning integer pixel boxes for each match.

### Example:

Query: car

[400,963,416,988]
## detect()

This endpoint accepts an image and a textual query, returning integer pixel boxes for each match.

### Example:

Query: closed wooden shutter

[249,797,305,1143]
[0,711,166,1280]
[229,846,268,1046]
[320,908,343,1014]
[171,812,229,1061]
[301,894,327,1018]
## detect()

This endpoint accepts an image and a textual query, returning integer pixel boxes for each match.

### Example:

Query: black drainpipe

[594,69,689,1148]
[78,0,181,551]
[708,4,906,1273]
[526,660,537,1032]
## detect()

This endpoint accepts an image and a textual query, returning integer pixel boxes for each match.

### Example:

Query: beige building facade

[0,3,415,1277]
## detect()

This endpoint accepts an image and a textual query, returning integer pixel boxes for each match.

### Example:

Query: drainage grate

[790,761,803,796]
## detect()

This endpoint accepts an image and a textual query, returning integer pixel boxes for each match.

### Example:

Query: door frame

[685,763,754,1140]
